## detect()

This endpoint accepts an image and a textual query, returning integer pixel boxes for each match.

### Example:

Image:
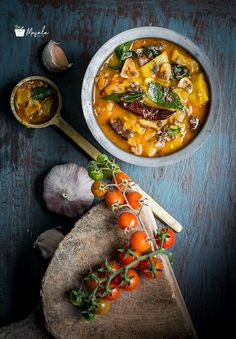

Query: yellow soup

[94,38,209,157]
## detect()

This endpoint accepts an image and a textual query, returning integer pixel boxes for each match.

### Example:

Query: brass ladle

[10,76,182,232]
[10,76,101,160]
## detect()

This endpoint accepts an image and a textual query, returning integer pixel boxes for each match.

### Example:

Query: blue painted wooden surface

[0,0,235,337]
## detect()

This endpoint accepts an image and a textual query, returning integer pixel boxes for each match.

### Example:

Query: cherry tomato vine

[69,154,176,320]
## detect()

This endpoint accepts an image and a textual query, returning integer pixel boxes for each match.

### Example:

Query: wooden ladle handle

[54,115,182,232]
[53,115,101,160]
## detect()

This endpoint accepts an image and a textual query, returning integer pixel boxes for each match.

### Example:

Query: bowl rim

[81,26,221,167]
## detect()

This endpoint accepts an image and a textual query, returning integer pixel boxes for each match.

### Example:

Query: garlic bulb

[34,228,64,259]
[43,164,94,217]
[42,40,73,72]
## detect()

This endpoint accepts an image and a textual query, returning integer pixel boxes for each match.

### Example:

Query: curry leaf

[165,127,181,137]
[102,91,143,103]
[105,64,123,71]
[147,82,184,110]
[31,86,56,100]
[102,93,121,102]
[114,41,133,63]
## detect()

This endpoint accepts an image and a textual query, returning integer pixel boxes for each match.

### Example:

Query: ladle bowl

[10,76,101,160]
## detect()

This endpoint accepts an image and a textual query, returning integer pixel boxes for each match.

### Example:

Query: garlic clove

[34,228,64,259]
[43,164,94,218]
[120,58,139,78]
[42,40,73,73]
[158,63,172,81]
[177,77,193,94]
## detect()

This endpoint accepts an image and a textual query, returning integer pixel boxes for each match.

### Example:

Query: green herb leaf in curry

[31,86,56,100]
[165,127,182,137]
[114,41,133,63]
[147,82,184,111]
[171,63,190,80]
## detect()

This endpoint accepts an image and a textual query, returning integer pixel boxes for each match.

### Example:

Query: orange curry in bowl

[93,38,209,157]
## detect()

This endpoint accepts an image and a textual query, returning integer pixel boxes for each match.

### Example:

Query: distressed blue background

[0,0,235,338]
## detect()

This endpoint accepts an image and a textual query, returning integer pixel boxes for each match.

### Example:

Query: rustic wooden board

[42,203,196,339]
[0,1,235,338]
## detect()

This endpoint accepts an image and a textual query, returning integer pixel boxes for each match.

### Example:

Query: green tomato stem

[88,247,170,299]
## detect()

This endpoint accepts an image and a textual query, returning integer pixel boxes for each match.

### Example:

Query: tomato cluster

[69,155,176,320]
[76,228,173,318]
[91,169,142,231]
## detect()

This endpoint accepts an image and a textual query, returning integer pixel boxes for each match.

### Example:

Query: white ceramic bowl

[81,27,220,167]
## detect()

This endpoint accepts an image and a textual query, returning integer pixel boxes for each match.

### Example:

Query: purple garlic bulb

[43,163,94,217]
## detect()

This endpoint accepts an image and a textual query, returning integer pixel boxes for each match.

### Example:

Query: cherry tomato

[88,161,103,180]
[130,231,150,252]
[112,172,131,191]
[96,154,109,165]
[117,212,138,230]
[126,191,142,210]
[155,227,175,249]
[119,249,141,268]
[91,180,108,198]
[122,269,140,291]
[105,190,124,209]
[103,163,120,178]
[140,257,162,279]
[112,273,123,286]
[103,282,121,301]
[100,260,120,278]
[82,311,95,321]
[69,288,85,306]
[94,299,110,315]
[85,278,98,290]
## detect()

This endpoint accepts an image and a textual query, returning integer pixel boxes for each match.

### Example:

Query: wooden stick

[132,183,182,232]
[55,115,182,232]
